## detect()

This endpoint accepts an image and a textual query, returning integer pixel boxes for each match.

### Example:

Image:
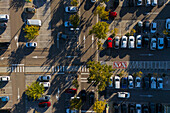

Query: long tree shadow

[9,0,25,12]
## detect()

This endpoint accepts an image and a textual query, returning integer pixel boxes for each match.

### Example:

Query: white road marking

[83,35,85,48]
[92,35,94,48]
[32,56,46,58]
[18,88,20,100]
[139,54,154,56]
[57,35,59,48]
[140,95,153,97]
[0,57,9,60]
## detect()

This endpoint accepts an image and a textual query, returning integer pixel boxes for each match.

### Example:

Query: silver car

[38,75,51,82]
[136,35,142,48]
[121,36,128,48]
[128,36,135,48]
[114,36,120,49]
[65,6,78,13]
[26,42,37,48]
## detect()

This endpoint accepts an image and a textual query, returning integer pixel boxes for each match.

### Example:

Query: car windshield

[123,38,126,41]
[115,39,119,41]
[152,28,156,30]
[138,1,141,4]
[115,79,119,81]
[130,39,133,41]
[108,40,112,42]
[136,79,140,82]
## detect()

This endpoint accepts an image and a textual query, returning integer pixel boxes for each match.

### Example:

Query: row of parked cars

[0,76,10,102]
[109,75,163,89]
[113,103,163,113]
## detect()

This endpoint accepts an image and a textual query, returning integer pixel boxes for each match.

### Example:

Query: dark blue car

[122,77,128,89]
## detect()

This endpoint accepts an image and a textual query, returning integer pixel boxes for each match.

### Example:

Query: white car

[0,76,10,81]
[150,22,157,33]
[70,28,79,31]
[121,36,128,48]
[39,82,50,88]
[157,78,163,89]
[118,92,130,98]
[114,76,120,89]
[26,42,37,48]
[136,35,142,48]
[151,77,156,89]
[128,75,133,89]
[135,77,141,88]
[136,104,141,113]
[38,75,51,82]
[91,0,96,2]
[137,0,142,6]
[109,77,113,87]
[157,38,164,50]
[64,21,73,27]
[150,38,156,50]
[65,6,78,13]
[165,18,170,33]
[114,36,120,49]
[128,36,135,48]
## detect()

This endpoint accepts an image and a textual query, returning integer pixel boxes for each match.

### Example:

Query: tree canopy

[100,0,109,3]
[93,100,107,113]
[133,71,143,78]
[94,6,109,20]
[71,0,79,6]
[25,82,45,100]
[69,14,80,28]
[87,61,114,91]
[23,25,39,41]
[70,97,82,110]
[89,21,109,40]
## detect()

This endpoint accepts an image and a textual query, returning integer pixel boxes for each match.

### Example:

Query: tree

[93,100,107,113]
[70,97,82,110]
[133,71,143,78]
[89,21,109,40]
[72,79,79,89]
[25,82,45,100]
[100,0,109,3]
[23,25,39,41]
[130,29,136,36]
[97,40,104,50]
[69,14,80,28]
[163,29,170,35]
[94,6,109,20]
[87,61,114,91]
[71,0,78,6]
[112,28,119,37]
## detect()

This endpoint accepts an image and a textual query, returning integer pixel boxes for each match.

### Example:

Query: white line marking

[32,56,45,58]
[23,66,24,72]
[92,35,94,48]
[20,67,22,72]
[17,66,19,72]
[18,88,20,100]
[63,66,65,72]
[83,35,85,48]
[57,66,59,72]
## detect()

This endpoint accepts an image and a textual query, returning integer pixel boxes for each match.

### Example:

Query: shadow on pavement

[9,0,25,12]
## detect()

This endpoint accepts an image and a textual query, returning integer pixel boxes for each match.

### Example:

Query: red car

[109,11,117,18]
[65,88,77,94]
[107,37,113,48]
[38,101,51,108]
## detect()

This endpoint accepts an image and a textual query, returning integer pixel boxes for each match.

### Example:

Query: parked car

[142,104,149,113]
[65,88,77,94]
[129,104,135,113]
[113,103,119,113]
[70,27,79,31]
[24,7,36,13]
[143,77,150,89]
[136,35,142,48]
[150,77,156,89]
[166,18,170,33]
[0,76,10,81]
[26,42,37,48]
[0,42,10,49]
[57,32,68,40]
[114,36,120,49]
[80,90,86,102]
[128,75,133,89]
[142,36,149,48]
[64,21,73,27]
[137,0,142,6]
[138,21,143,27]
[122,77,128,88]
[107,37,113,48]
[146,0,151,6]
[143,21,150,33]
[121,104,128,113]
[109,11,117,18]
[89,91,95,105]
[135,77,141,88]
[138,21,143,32]
[150,38,156,50]
[0,23,7,28]
[156,103,163,113]
[38,95,51,102]
[0,14,9,22]
[149,103,156,113]
[38,75,51,82]
[0,96,9,102]
[39,82,50,88]
[128,36,135,48]
[118,92,130,98]
[157,78,163,89]
[151,0,157,6]
[165,37,170,48]
[109,77,113,87]
[157,38,164,50]
[136,104,141,113]
[38,101,51,108]
[91,0,96,2]
[114,76,120,89]
[150,22,157,33]
[65,6,78,13]
[121,36,128,48]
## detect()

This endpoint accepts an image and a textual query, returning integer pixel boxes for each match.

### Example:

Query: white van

[152,0,157,6]
[26,19,41,26]
[146,0,151,6]
[0,14,9,22]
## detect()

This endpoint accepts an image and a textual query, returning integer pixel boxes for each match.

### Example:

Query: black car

[81,90,86,102]
[142,104,149,113]
[156,103,163,113]
[143,21,150,33]
[38,95,51,102]
[143,77,150,89]
[0,42,10,49]
[121,104,127,113]
[142,36,149,48]
[113,103,119,113]
[24,7,36,13]
[128,104,135,113]
[165,37,170,48]
[89,91,94,105]
[149,103,156,113]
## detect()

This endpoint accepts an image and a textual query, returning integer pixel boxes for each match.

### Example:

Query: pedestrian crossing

[10,64,24,72]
